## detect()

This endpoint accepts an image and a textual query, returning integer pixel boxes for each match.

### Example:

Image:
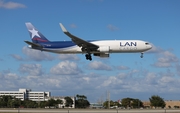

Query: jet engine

[94,53,109,58]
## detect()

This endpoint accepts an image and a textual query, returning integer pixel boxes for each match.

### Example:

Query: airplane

[25,22,152,61]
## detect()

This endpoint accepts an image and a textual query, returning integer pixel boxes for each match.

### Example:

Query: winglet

[59,23,68,33]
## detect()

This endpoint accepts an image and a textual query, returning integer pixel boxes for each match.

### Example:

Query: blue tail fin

[25,22,49,43]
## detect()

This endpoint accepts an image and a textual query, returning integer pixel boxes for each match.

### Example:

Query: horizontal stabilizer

[24,41,42,48]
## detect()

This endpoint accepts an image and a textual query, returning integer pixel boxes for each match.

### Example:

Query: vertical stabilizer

[25,22,49,43]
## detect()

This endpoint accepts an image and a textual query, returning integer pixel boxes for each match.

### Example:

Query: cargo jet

[25,23,152,61]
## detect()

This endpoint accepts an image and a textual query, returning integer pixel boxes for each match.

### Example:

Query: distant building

[90,103,103,109]
[142,100,180,109]
[165,100,180,108]
[0,88,50,101]
[142,101,151,108]
[0,88,75,108]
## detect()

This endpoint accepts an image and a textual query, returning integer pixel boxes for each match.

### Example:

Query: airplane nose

[150,44,152,48]
[148,44,152,49]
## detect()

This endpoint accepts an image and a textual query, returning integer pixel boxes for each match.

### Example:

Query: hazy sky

[0,0,180,103]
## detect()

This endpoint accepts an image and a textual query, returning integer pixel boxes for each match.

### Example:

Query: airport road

[0,109,180,113]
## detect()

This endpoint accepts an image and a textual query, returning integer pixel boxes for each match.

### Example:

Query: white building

[0,88,50,101]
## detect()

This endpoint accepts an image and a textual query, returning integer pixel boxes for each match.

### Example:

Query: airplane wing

[59,23,99,52]
[24,41,42,48]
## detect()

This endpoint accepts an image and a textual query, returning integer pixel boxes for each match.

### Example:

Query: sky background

[0,0,180,103]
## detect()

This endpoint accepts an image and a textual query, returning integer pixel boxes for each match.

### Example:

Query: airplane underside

[36,48,145,61]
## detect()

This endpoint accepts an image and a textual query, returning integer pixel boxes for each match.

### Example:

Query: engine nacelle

[94,53,109,58]
[98,46,110,52]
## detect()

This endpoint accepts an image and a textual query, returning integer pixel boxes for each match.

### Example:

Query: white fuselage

[35,40,152,54]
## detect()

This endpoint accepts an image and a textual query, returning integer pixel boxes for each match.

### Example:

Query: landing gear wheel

[140,53,143,58]
[85,54,92,61]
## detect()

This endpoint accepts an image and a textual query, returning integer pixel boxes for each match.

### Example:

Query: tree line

[0,94,90,108]
[103,95,166,109]
[0,95,74,108]
[0,95,165,109]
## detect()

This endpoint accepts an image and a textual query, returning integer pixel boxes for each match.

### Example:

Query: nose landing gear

[140,52,143,58]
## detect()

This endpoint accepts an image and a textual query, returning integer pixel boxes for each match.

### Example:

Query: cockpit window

[145,43,149,45]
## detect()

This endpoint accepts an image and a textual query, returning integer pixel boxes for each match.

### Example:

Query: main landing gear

[85,53,92,61]
[140,52,143,58]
